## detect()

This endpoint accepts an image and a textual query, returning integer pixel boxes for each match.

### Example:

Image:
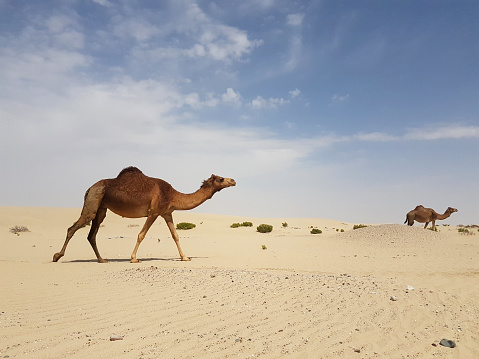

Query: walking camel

[404,205,458,230]
[53,167,236,263]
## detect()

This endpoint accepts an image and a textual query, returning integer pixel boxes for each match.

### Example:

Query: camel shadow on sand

[61,256,208,264]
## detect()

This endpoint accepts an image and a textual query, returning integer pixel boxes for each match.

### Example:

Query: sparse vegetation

[257,224,273,233]
[353,224,368,230]
[262,244,267,250]
[176,222,196,230]
[282,222,288,228]
[9,225,30,236]
[310,228,322,234]
[428,227,438,232]
[341,229,344,232]
[230,222,253,228]
[458,228,475,235]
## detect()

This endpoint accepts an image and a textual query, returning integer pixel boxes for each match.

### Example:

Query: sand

[0,206,478,358]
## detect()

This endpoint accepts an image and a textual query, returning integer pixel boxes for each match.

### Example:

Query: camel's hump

[117,166,143,177]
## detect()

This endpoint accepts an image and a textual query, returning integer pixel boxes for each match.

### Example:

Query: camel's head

[447,207,458,214]
[202,174,236,192]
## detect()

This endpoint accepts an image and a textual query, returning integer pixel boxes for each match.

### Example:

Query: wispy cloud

[91,0,113,7]
[289,88,300,98]
[404,125,479,140]
[348,125,479,143]
[251,95,289,109]
[286,13,305,26]
[331,94,350,103]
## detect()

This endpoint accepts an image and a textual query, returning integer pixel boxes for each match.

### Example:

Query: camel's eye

[219,178,224,182]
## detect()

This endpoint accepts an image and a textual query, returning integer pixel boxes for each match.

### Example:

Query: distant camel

[53,167,236,263]
[404,205,458,230]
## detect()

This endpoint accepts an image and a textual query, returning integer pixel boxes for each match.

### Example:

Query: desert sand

[0,206,478,358]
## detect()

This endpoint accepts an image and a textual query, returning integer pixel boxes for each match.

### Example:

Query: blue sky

[1,0,478,224]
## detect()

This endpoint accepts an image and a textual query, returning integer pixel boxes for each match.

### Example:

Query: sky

[1,0,478,225]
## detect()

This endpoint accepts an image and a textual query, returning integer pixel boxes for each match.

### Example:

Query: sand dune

[1,206,478,358]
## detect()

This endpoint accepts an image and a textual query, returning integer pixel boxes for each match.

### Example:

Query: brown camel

[404,205,458,230]
[53,167,236,263]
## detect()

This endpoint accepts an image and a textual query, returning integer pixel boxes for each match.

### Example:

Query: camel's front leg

[131,215,158,263]
[162,213,190,261]
[423,222,429,229]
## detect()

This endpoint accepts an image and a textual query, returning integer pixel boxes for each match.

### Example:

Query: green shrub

[262,244,267,250]
[257,224,273,233]
[341,229,344,232]
[176,222,196,230]
[310,228,322,234]
[282,222,288,228]
[231,222,253,228]
[353,224,368,230]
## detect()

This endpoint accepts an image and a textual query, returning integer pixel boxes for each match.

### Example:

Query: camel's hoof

[181,257,191,261]
[130,258,140,263]
[52,253,63,262]
[98,258,109,263]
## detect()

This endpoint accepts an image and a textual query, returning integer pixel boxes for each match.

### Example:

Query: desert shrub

[257,224,273,233]
[353,224,368,230]
[282,222,288,228]
[341,229,344,232]
[176,222,196,230]
[262,244,267,250]
[310,228,322,234]
[231,222,253,228]
[9,226,30,236]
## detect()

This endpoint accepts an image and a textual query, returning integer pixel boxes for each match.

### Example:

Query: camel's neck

[437,210,452,220]
[171,186,217,211]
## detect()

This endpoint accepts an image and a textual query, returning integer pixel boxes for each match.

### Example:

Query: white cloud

[404,125,479,140]
[331,94,350,103]
[289,88,300,98]
[251,96,289,109]
[287,13,305,26]
[199,24,263,61]
[222,88,242,104]
[126,3,262,64]
[113,18,160,41]
[91,0,114,7]
[46,15,75,34]
[354,132,399,142]
[54,31,85,49]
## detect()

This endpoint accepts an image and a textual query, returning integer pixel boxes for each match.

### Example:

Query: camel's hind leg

[423,222,430,229]
[53,182,106,262]
[405,213,415,226]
